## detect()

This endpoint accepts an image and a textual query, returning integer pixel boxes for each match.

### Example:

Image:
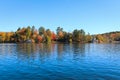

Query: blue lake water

[0,43,120,80]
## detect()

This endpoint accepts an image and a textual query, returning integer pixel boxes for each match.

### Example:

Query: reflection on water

[14,43,87,62]
[0,43,120,80]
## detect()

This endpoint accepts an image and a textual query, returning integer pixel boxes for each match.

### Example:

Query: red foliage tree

[37,35,42,43]
[51,32,56,41]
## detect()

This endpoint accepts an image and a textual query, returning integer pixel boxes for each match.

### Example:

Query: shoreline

[0,41,120,44]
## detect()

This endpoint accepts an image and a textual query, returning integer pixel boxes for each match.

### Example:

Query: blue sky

[0,0,120,34]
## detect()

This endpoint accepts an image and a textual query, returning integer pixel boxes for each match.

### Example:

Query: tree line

[94,31,120,43]
[0,26,92,43]
[0,26,120,43]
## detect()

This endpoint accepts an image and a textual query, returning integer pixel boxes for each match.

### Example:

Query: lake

[0,43,120,80]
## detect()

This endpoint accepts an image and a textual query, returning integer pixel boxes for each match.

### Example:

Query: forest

[0,26,120,43]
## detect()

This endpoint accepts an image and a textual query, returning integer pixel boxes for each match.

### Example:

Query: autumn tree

[73,29,85,42]
[56,27,64,41]
[66,33,73,43]
[5,32,12,42]
[51,32,56,41]
[26,26,31,39]
[114,33,120,41]
[36,35,42,43]
[45,29,52,43]
[96,35,105,43]
[39,26,45,36]
[31,26,35,35]
[0,32,6,42]
[85,33,92,43]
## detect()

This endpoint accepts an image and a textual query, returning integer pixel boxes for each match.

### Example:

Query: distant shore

[0,26,120,44]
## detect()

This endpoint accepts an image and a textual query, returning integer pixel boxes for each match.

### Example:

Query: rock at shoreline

[25,39,35,43]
